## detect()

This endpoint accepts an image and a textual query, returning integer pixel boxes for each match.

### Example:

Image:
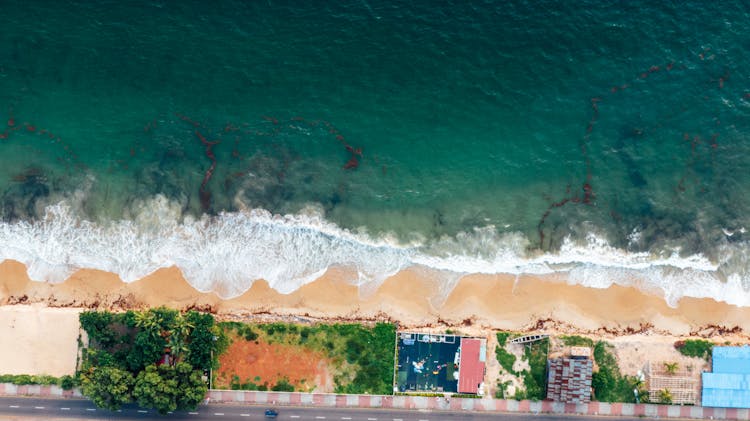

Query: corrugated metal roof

[702,373,750,390]
[703,348,750,409]
[458,338,485,394]
[713,346,750,374]
[703,373,750,408]
[546,358,593,403]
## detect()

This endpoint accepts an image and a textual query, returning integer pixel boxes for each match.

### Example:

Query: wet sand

[1,259,748,336]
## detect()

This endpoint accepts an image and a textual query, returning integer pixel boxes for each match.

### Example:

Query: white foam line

[2,201,746,307]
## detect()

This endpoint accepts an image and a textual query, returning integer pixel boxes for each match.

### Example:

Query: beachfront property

[702,346,750,408]
[545,346,593,403]
[395,332,486,395]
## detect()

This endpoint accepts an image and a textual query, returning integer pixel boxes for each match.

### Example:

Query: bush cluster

[78,308,222,414]
[674,339,714,360]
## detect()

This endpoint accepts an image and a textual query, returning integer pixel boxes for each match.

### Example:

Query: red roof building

[458,338,486,394]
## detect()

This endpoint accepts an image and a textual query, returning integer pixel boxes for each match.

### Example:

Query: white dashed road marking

[9,405,19,408]
[290,416,300,419]
[138,410,148,413]
[189,412,199,415]
[34,406,44,409]
[86,408,96,411]
[214,413,224,416]
[342,418,352,420]
[240,415,250,417]
[368,418,378,421]
[61,408,70,411]
[316,417,326,420]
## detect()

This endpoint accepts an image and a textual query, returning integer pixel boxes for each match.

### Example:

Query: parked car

[265,408,278,418]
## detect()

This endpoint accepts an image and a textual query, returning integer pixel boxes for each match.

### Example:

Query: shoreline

[1,259,748,338]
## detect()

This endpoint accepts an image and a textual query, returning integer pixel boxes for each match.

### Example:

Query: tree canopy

[78,308,218,413]
[80,366,134,410]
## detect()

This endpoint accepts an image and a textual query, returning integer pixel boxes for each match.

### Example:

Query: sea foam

[0,197,746,306]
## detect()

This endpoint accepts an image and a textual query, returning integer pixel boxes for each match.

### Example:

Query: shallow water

[1,1,750,305]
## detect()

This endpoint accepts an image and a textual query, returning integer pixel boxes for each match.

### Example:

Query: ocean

[1,0,749,305]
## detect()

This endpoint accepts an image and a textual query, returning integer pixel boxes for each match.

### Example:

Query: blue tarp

[702,347,750,408]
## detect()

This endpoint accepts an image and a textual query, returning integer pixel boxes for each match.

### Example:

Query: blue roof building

[702,346,750,408]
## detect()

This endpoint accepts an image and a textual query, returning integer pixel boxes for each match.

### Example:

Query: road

[0,397,649,421]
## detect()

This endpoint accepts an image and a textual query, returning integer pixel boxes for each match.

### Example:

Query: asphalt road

[0,396,649,421]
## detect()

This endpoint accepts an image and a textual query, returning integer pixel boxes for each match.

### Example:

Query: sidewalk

[206,390,747,420]
[1,383,748,420]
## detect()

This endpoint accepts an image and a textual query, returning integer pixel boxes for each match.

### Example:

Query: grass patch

[513,338,548,401]
[559,335,595,347]
[591,341,641,403]
[675,339,714,361]
[495,333,517,375]
[218,321,396,394]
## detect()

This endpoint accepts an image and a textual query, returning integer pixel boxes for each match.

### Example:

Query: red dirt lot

[216,336,334,392]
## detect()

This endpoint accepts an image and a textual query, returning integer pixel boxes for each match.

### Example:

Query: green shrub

[496,332,511,346]
[560,335,595,347]
[591,341,640,402]
[60,375,77,390]
[451,393,481,398]
[395,392,444,397]
[0,374,61,385]
[79,311,117,348]
[11,374,32,385]
[495,346,517,375]
[675,339,713,360]
[272,378,295,392]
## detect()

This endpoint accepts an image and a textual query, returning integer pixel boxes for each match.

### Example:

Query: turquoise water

[1,1,750,303]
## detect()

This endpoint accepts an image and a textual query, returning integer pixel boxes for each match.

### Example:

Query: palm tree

[659,388,673,404]
[172,314,194,341]
[664,362,679,375]
[167,332,190,366]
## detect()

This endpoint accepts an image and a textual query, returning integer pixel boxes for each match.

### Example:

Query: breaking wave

[0,196,748,307]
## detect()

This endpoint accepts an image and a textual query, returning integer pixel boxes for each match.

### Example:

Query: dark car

[265,408,278,418]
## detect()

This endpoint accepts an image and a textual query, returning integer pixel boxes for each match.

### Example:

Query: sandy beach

[1,259,748,336]
[0,305,82,376]
[1,258,749,383]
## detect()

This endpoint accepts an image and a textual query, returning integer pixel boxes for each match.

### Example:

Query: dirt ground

[216,335,334,392]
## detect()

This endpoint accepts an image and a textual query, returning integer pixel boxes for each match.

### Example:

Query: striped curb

[2,383,749,419]
[206,389,750,420]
